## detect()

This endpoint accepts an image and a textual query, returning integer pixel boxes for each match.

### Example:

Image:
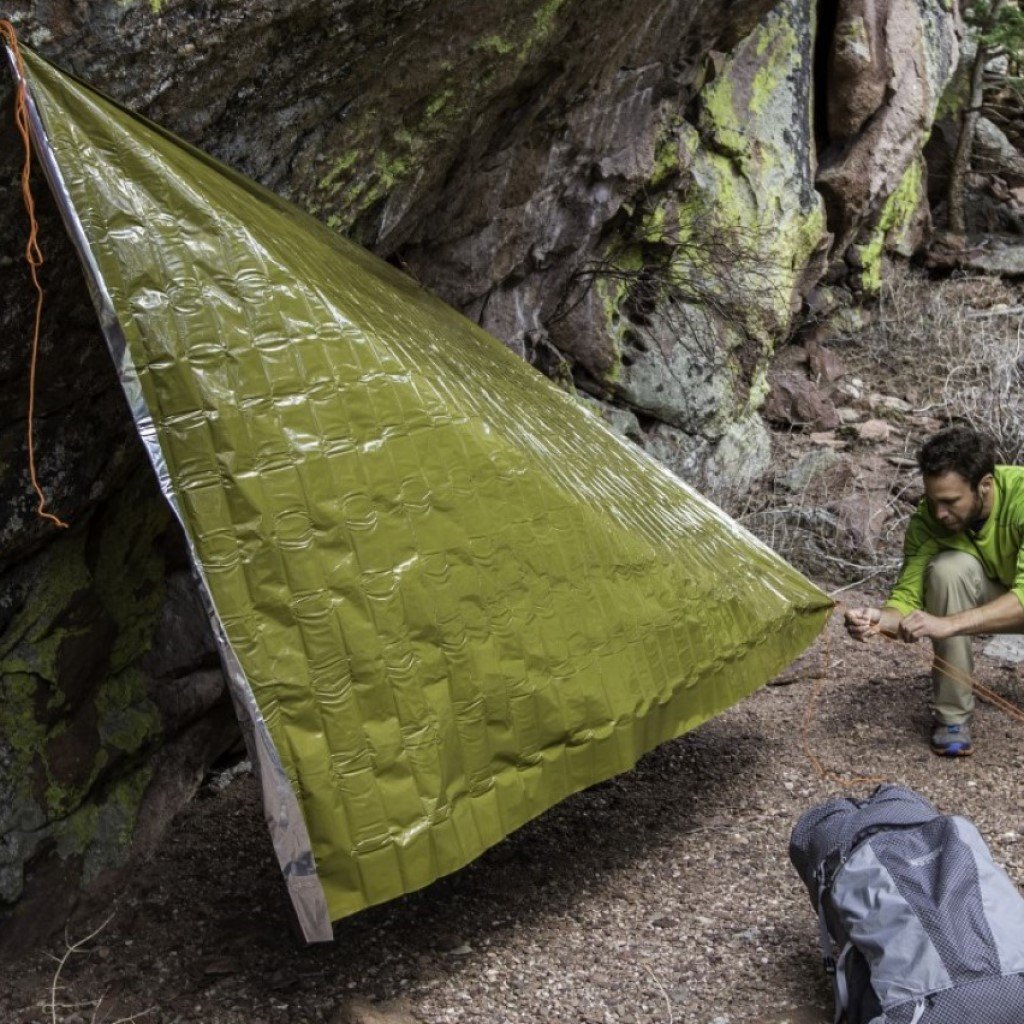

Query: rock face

[0,0,958,946]
[817,0,958,290]
[0,463,237,955]
[532,0,826,489]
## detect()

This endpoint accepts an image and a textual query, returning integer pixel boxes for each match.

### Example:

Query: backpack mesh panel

[886,974,1024,1023]
[873,820,1002,981]
[789,785,938,899]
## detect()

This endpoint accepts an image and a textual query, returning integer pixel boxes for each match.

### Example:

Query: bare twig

[964,305,1024,319]
[103,1007,158,1024]
[48,913,116,1024]
[643,964,675,1024]
[829,567,896,596]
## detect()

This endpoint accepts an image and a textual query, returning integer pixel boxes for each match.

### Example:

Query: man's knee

[925,550,985,611]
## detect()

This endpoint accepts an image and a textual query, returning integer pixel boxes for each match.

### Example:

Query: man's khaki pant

[925,550,1007,725]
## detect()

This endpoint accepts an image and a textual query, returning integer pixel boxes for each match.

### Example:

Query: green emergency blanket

[11,45,832,938]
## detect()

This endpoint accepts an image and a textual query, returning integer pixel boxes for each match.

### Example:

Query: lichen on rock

[817,0,958,272]
[577,0,826,482]
[0,469,230,950]
[850,155,929,292]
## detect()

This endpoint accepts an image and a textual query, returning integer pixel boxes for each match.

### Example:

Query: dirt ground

[2,599,1023,1024]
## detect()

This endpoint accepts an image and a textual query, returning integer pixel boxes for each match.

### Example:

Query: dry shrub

[871,267,1024,462]
[718,447,912,591]
[719,266,1023,589]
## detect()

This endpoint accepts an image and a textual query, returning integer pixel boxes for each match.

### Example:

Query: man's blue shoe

[931,723,974,757]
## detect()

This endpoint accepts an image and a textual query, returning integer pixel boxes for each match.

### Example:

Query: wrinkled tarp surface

[13,46,833,931]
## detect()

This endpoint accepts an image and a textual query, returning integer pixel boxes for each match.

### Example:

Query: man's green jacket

[885,465,1024,615]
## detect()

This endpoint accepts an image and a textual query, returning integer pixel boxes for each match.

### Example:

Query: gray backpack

[790,785,1024,1023]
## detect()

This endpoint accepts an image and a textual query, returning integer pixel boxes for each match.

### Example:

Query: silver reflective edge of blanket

[4,43,333,944]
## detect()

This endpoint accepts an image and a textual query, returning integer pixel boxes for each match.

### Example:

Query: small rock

[649,915,678,929]
[837,406,861,424]
[764,370,841,430]
[332,997,419,1024]
[807,339,847,383]
[809,431,847,450]
[869,393,912,414]
[834,381,863,403]
[830,306,872,334]
[779,448,840,492]
[203,956,240,976]
[856,419,891,442]
[436,933,467,952]
[983,636,1024,664]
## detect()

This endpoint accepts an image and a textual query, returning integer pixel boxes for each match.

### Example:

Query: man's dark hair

[918,425,997,488]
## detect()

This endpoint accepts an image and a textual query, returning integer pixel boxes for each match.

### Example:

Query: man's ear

[979,473,995,497]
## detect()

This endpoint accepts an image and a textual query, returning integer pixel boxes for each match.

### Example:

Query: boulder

[764,370,841,430]
[0,469,235,956]
[974,117,1024,187]
[817,0,958,287]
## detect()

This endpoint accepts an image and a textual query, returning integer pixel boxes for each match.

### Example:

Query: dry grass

[722,451,911,591]
[722,266,1024,589]
[869,267,1024,461]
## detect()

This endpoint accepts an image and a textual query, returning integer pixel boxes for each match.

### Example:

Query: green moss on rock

[475,35,516,56]
[1,475,171,906]
[316,0,578,235]
[80,765,154,884]
[854,156,925,293]
[522,0,570,57]
[588,0,824,452]
[0,675,49,838]
[749,20,799,116]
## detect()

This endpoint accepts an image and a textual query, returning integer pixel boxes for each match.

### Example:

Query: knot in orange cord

[2,20,70,529]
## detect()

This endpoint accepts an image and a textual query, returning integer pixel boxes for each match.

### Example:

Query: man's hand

[844,606,879,641]
[844,606,903,641]
[899,610,957,642]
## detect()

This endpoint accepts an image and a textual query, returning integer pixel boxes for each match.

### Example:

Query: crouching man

[844,426,1024,757]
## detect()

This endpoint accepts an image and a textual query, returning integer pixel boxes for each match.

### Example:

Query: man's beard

[950,492,986,534]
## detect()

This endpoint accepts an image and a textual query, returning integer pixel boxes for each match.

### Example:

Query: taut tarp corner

[5,42,833,941]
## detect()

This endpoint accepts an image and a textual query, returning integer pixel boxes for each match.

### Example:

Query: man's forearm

[946,591,1024,636]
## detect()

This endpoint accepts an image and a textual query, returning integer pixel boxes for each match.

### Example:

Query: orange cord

[1,20,69,529]
[801,600,1024,787]
[801,616,890,788]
